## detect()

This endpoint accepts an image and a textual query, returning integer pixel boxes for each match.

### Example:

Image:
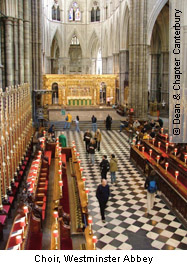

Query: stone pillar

[150,53,160,102]
[161,51,169,107]
[23,0,30,84]
[129,0,148,119]
[113,53,119,74]
[0,22,3,88]
[38,0,43,90]
[18,0,24,84]
[13,18,19,85]
[5,17,14,86]
[107,56,113,74]
[102,57,107,74]
[119,50,129,105]
[91,58,96,74]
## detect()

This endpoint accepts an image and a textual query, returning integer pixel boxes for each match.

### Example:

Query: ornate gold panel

[43,74,117,106]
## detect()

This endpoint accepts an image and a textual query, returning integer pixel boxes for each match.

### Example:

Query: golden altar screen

[43,74,117,106]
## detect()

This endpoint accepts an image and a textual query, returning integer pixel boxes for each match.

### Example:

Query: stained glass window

[69,2,81,21]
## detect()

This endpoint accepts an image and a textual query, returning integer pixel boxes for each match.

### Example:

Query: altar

[42,74,118,107]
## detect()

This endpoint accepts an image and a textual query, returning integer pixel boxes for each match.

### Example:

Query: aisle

[57,130,187,250]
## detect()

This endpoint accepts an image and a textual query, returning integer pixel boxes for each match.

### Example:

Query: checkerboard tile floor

[58,130,187,250]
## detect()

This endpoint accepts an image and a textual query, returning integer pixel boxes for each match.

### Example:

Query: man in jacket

[91,115,97,132]
[96,179,110,223]
[100,155,110,180]
[88,138,96,165]
[110,154,118,184]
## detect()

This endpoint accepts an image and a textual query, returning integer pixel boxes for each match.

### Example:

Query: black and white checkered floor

[58,130,187,250]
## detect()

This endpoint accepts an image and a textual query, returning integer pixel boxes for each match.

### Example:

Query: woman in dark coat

[106,115,112,130]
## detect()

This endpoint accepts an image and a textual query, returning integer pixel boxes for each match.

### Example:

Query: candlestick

[142,146,145,153]
[184,154,187,165]
[156,155,160,165]
[166,143,169,153]
[23,205,28,224]
[82,177,86,190]
[88,216,93,235]
[174,148,177,157]
[175,171,179,184]
[137,143,140,150]
[165,162,169,173]
[92,236,97,250]
[152,138,155,146]
[53,230,59,250]
[53,211,58,227]
[85,188,89,203]
[20,219,26,239]
[149,149,152,158]
[161,128,164,134]
[158,142,161,148]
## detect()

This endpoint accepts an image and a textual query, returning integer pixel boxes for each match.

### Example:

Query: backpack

[148,180,157,193]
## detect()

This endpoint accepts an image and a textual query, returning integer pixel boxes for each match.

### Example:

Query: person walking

[110,154,118,185]
[144,170,159,214]
[106,114,112,130]
[59,132,67,147]
[91,115,97,132]
[75,115,80,132]
[94,129,102,151]
[100,155,110,180]
[96,179,110,223]
[64,112,72,129]
[83,130,92,152]
[88,138,96,165]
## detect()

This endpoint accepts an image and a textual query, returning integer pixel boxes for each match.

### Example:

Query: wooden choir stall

[130,129,187,225]
[0,84,33,242]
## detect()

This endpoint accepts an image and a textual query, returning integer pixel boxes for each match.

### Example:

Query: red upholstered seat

[0,215,7,225]
[44,151,52,165]
[9,196,14,204]
[3,205,10,214]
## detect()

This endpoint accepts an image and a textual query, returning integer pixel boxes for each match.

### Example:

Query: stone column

[13,18,19,85]
[5,17,14,86]
[38,0,43,90]
[0,22,3,88]
[91,58,96,74]
[113,53,119,74]
[161,51,169,106]
[102,57,107,74]
[23,0,30,84]
[107,56,113,74]
[150,53,160,102]
[119,50,129,105]
[18,0,24,84]
[129,0,148,119]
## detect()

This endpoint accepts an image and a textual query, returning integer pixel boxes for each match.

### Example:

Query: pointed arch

[120,4,130,50]
[66,28,85,57]
[88,30,100,58]
[147,0,168,45]
[50,29,62,57]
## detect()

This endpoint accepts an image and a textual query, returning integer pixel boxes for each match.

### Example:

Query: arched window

[69,2,81,21]
[90,1,100,22]
[91,7,95,22]
[96,7,100,21]
[52,1,60,21]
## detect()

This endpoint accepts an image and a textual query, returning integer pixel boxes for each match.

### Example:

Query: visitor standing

[106,114,112,130]
[96,179,110,223]
[110,154,118,185]
[91,115,97,132]
[88,138,96,165]
[144,170,159,214]
[94,129,102,151]
[59,132,67,147]
[100,155,110,180]
[75,116,80,132]
[83,130,92,152]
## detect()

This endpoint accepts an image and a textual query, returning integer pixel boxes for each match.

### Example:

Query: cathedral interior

[0,0,187,251]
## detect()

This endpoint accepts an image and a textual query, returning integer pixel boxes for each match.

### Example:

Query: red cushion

[0,215,7,225]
